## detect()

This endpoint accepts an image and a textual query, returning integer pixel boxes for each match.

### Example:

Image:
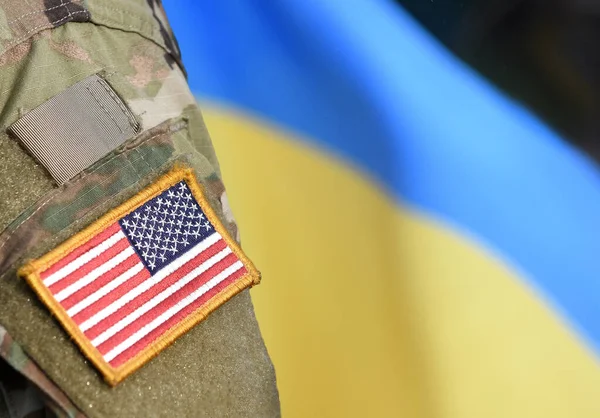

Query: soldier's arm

[0,1,279,417]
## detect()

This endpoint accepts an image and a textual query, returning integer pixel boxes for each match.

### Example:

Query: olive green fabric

[0,136,53,233]
[0,1,280,416]
[1,277,277,418]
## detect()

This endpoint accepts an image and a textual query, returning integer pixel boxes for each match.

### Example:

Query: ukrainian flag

[165,1,600,417]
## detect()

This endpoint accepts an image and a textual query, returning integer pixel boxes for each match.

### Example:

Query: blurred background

[164,1,600,417]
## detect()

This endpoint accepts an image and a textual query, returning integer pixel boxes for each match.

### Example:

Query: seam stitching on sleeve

[3,8,89,52]
[6,0,69,26]
[86,84,125,134]
[95,78,139,132]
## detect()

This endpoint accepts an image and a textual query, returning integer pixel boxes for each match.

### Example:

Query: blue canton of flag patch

[119,181,216,273]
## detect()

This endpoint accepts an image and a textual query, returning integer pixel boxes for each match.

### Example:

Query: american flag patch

[19,167,260,385]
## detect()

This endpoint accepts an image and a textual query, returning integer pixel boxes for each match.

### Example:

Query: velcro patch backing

[8,74,140,185]
[19,166,261,386]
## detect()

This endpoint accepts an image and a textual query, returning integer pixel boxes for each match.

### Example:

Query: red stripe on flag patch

[71,265,152,326]
[95,252,241,356]
[109,266,247,368]
[18,167,261,386]
[81,237,229,341]
[60,252,141,311]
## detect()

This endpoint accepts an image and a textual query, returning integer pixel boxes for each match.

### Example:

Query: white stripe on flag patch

[103,260,244,362]
[91,245,232,347]
[54,246,135,302]
[43,230,126,287]
[79,232,223,332]
[66,262,145,317]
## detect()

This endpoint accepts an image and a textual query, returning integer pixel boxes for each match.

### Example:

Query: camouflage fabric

[0,1,280,417]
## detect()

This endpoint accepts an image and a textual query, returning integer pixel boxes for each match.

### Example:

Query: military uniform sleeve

[0,1,280,417]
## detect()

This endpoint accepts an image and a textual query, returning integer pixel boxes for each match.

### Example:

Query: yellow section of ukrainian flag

[203,104,600,418]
